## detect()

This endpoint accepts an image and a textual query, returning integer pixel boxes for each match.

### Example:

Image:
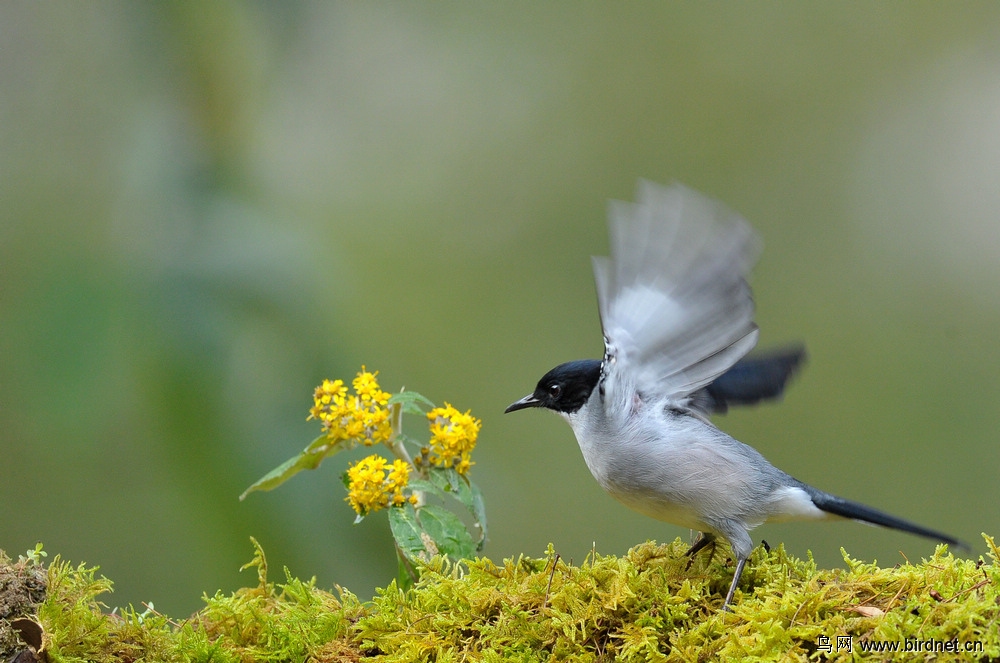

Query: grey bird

[505,181,966,609]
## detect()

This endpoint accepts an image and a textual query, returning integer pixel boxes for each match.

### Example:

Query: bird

[505,180,966,609]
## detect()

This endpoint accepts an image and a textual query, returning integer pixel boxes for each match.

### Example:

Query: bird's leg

[685,532,716,556]
[722,556,748,611]
[684,532,717,570]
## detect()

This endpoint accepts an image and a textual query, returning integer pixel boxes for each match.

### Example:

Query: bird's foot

[684,532,717,570]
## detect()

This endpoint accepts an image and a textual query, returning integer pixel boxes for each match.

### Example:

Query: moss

[15,535,1000,662]
[38,539,364,663]
[357,537,1000,661]
[41,558,174,663]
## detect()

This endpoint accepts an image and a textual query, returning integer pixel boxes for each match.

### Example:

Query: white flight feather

[594,181,761,401]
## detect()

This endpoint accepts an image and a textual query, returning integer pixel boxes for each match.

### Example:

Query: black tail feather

[801,484,969,551]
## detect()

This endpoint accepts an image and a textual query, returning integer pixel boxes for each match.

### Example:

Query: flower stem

[386,397,424,507]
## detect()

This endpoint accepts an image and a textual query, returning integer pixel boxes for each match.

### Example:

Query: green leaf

[444,467,466,493]
[426,468,488,551]
[427,467,459,495]
[239,434,348,500]
[388,390,435,415]
[406,479,448,502]
[305,432,337,453]
[417,505,477,561]
[394,431,424,451]
[395,548,416,591]
[388,503,428,563]
[467,480,488,551]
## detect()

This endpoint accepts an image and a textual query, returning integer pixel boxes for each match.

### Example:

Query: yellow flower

[345,454,413,516]
[426,403,481,474]
[386,458,410,490]
[308,368,392,446]
[386,459,412,506]
[358,404,392,446]
[354,366,391,405]
[314,379,347,407]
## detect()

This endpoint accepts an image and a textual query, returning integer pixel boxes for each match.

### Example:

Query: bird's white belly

[565,403,809,533]
[603,485,711,531]
[573,422,725,531]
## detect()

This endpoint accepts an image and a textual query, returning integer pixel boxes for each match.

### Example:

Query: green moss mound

[6,536,999,662]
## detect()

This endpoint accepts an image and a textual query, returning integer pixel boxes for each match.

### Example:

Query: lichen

[0,548,48,659]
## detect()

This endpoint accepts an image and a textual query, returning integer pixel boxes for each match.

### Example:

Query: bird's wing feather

[691,345,807,415]
[595,181,761,399]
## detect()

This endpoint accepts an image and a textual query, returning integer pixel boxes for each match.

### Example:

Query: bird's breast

[565,403,718,528]
[565,399,784,531]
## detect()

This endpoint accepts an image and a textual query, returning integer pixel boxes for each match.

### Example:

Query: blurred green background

[3,3,998,616]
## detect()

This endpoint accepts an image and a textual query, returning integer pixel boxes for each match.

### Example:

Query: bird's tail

[799,483,969,551]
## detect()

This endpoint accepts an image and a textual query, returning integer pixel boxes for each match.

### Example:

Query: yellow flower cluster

[426,403,481,474]
[345,454,416,516]
[308,367,392,446]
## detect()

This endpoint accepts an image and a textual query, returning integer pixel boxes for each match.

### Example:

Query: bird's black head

[505,359,602,415]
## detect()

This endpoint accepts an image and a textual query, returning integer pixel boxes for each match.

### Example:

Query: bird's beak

[504,393,542,413]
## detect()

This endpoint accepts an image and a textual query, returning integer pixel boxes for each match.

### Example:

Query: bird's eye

[548,383,562,399]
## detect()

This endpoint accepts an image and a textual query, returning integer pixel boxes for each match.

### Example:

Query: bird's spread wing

[593,181,761,400]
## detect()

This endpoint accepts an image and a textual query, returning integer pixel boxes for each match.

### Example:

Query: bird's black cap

[505,359,602,415]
